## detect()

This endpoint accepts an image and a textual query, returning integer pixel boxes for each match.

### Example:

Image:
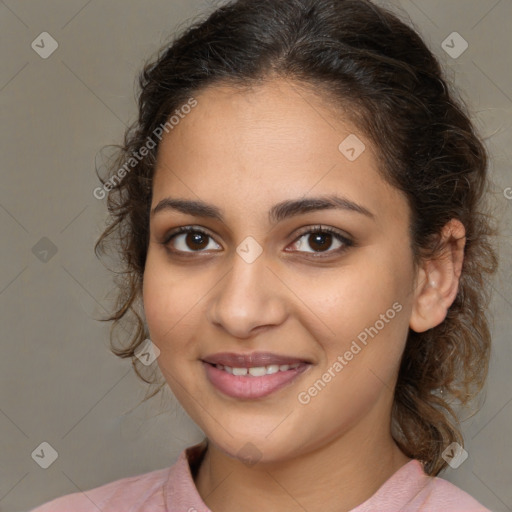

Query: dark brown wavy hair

[94,0,498,476]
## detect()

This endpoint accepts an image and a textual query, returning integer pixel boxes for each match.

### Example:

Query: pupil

[187,232,208,250]
[310,233,332,252]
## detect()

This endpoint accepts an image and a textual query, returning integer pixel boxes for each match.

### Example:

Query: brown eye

[164,227,221,253]
[288,226,353,256]
[307,232,334,252]
[185,232,209,250]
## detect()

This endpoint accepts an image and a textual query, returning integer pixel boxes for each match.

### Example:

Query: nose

[206,251,288,339]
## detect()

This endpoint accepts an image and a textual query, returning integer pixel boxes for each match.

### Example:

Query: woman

[31,0,498,510]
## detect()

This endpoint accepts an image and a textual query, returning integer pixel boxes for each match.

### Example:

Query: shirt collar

[165,439,430,512]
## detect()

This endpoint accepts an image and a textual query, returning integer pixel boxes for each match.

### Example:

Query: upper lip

[202,352,311,368]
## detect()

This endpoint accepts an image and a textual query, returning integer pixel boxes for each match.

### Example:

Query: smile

[202,361,311,399]
[214,362,300,376]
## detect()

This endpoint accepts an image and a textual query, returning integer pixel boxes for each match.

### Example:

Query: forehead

[152,79,408,228]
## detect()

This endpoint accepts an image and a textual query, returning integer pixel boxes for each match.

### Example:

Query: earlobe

[409,219,466,333]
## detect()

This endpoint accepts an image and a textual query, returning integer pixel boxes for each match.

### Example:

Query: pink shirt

[30,440,490,511]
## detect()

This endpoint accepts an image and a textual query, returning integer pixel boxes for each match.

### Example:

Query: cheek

[294,267,410,428]
[142,258,207,398]
[295,250,413,374]
[302,265,406,336]
[142,255,198,351]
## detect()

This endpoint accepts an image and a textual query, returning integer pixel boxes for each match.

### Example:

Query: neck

[194,408,411,512]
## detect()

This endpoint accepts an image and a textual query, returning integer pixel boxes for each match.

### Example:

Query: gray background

[1,1,511,511]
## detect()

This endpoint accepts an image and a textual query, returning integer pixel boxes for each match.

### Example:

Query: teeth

[248,366,267,377]
[215,362,301,376]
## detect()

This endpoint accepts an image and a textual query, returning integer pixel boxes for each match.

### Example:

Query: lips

[201,351,312,399]
[202,351,311,368]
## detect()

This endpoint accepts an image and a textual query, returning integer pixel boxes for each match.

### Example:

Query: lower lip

[202,362,311,399]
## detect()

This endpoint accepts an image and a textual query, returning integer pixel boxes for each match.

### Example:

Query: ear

[409,218,466,333]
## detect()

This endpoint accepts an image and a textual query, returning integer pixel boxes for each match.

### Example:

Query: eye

[287,226,353,255]
[161,225,353,257]
[163,226,221,253]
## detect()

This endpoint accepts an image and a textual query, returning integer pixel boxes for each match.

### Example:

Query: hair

[94,0,498,476]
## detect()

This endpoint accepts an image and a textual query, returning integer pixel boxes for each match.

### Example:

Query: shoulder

[28,440,207,512]
[29,466,172,512]
[403,464,491,511]
[359,459,492,512]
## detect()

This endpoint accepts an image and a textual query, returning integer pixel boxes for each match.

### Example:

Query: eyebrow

[150,195,375,224]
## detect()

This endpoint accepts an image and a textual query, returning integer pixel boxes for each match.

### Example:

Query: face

[143,79,418,463]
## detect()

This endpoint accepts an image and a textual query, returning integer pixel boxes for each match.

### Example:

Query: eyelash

[161,225,354,258]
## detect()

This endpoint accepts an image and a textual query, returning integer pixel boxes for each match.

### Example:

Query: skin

[142,78,466,512]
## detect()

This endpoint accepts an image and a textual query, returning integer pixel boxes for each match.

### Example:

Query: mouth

[208,362,302,376]
[201,352,312,399]
[202,351,312,368]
